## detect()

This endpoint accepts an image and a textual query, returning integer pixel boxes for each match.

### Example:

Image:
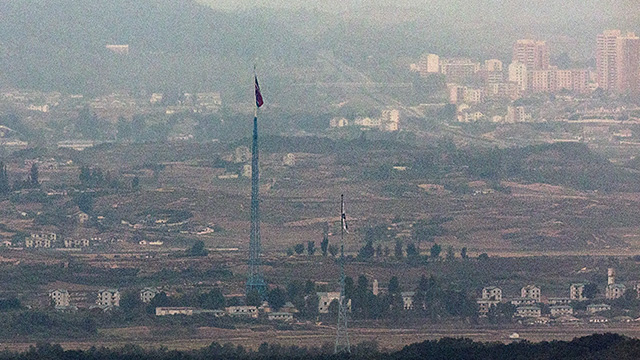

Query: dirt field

[1,324,639,352]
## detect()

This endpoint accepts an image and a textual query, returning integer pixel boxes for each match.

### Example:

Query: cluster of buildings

[23,232,93,249]
[475,268,637,324]
[329,109,401,132]
[416,30,640,124]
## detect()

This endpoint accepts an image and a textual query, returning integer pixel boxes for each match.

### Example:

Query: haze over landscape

[3,1,640,359]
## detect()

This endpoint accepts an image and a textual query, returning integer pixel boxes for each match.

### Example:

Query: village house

[268,312,294,322]
[482,286,502,301]
[587,304,611,314]
[510,297,537,306]
[64,238,90,248]
[550,305,574,317]
[317,292,349,313]
[477,299,500,315]
[156,307,195,316]
[521,285,541,301]
[226,306,258,318]
[570,283,587,301]
[606,283,626,300]
[140,288,160,303]
[25,233,57,248]
[589,316,609,324]
[401,291,415,310]
[49,289,70,308]
[548,297,572,305]
[515,306,541,318]
[96,289,120,307]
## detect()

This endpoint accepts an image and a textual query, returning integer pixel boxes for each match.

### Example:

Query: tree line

[2,333,637,360]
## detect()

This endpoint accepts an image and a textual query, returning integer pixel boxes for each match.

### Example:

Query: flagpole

[335,194,350,354]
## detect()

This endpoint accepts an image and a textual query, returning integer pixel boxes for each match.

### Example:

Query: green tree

[406,243,419,258]
[584,283,599,299]
[430,243,442,259]
[394,240,404,259]
[304,280,316,295]
[357,240,375,260]
[446,245,455,261]
[0,162,10,194]
[328,299,340,317]
[267,287,286,311]
[246,289,262,306]
[131,176,140,190]
[294,243,305,255]
[186,241,208,256]
[120,291,143,315]
[461,247,468,259]
[307,241,316,256]
[29,163,39,187]
[388,276,400,295]
[320,236,329,257]
[75,192,94,214]
[328,244,339,257]
[147,292,171,314]
[199,288,226,309]
[478,253,489,260]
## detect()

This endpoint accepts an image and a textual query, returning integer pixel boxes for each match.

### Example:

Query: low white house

[550,305,574,317]
[515,306,541,318]
[587,304,611,314]
[156,307,195,316]
[268,312,294,322]
[226,306,258,318]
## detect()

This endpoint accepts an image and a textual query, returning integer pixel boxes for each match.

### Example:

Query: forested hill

[0,0,307,95]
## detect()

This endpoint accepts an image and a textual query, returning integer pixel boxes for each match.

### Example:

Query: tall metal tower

[246,77,267,297]
[335,194,351,354]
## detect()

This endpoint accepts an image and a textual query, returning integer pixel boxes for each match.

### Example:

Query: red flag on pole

[255,75,264,108]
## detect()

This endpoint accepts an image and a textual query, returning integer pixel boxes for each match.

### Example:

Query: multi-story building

[521,285,541,301]
[510,297,537,306]
[63,239,90,248]
[25,233,57,248]
[548,297,572,305]
[482,286,502,301]
[140,288,160,303]
[529,69,591,93]
[96,289,120,307]
[515,306,541,318]
[441,58,480,83]
[550,305,574,317]
[513,39,550,71]
[156,307,195,316]
[486,82,520,100]
[477,299,499,315]
[508,62,528,92]
[606,283,626,300]
[401,291,415,310]
[419,53,440,77]
[226,306,258,318]
[587,303,611,314]
[597,30,640,94]
[570,283,586,301]
[49,289,70,308]
[505,106,530,123]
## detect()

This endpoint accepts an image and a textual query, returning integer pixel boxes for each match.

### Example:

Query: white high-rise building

[508,62,528,92]
[419,53,440,77]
